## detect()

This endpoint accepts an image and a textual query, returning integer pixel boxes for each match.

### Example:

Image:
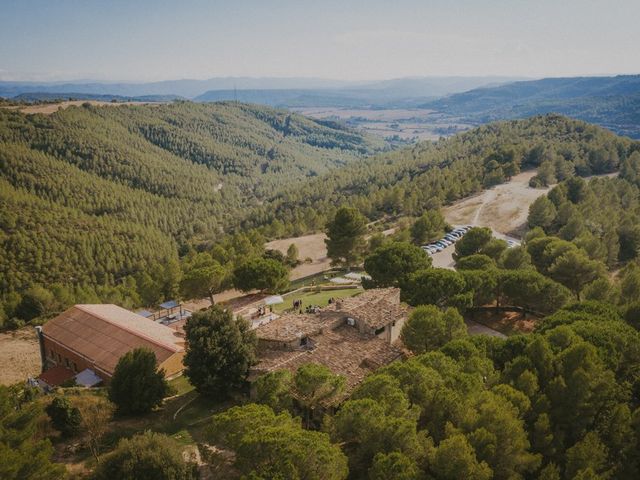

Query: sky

[1,0,639,82]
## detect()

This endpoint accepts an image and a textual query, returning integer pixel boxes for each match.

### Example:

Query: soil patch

[0,327,41,385]
[266,233,331,280]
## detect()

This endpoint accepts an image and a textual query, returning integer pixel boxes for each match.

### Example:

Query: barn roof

[42,304,184,377]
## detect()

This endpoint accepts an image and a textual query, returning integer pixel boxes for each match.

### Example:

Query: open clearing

[266,233,331,280]
[444,170,549,237]
[1,100,159,115]
[263,172,547,275]
[0,327,40,385]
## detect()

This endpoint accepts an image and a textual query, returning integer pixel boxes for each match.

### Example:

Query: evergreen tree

[183,307,256,397]
[325,206,368,269]
[108,348,169,415]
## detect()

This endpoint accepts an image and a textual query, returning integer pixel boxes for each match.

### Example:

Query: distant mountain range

[0,76,520,106]
[423,75,640,138]
[3,74,639,138]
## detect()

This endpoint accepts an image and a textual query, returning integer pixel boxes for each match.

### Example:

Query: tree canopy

[325,206,368,269]
[183,307,257,397]
[108,347,169,415]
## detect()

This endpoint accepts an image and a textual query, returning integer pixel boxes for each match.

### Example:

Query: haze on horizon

[1,0,639,83]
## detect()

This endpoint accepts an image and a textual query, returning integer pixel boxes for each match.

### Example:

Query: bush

[93,431,197,480]
[45,396,82,437]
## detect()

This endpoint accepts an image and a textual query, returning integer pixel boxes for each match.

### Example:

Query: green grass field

[274,287,361,313]
[168,375,195,396]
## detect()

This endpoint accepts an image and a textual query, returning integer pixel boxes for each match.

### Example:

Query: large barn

[37,304,185,386]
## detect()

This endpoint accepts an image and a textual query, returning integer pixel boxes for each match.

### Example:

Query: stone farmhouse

[250,288,408,393]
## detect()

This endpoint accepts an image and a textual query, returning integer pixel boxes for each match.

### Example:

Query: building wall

[41,335,111,380]
[258,337,301,351]
[42,335,184,382]
[388,316,406,343]
[355,315,406,343]
[159,351,185,378]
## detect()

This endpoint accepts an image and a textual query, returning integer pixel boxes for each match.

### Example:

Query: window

[64,358,70,368]
[72,362,78,373]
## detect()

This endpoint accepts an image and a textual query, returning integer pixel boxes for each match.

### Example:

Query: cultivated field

[0,327,40,385]
[293,107,474,141]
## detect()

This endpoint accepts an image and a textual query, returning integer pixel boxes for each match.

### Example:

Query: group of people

[289,296,340,314]
[255,305,273,318]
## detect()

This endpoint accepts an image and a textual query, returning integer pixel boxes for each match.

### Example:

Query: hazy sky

[1,0,639,82]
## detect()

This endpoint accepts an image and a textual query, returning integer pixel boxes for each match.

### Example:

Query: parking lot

[423,226,521,270]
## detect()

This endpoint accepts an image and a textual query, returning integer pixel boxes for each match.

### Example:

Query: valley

[4,2,640,479]
[293,107,474,141]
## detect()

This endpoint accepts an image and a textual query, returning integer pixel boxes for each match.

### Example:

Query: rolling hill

[424,75,640,138]
[0,101,385,295]
[1,102,637,321]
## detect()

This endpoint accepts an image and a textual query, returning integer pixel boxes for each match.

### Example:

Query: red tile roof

[42,305,184,376]
[253,325,404,394]
[37,365,76,387]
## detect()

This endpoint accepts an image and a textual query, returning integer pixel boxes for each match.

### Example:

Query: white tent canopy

[344,272,371,281]
[74,368,103,387]
[264,295,284,305]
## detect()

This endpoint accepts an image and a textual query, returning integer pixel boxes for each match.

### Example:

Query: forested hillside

[1,108,638,328]
[424,75,640,138]
[0,102,384,314]
[252,115,638,235]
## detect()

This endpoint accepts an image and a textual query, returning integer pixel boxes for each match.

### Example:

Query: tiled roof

[324,287,406,329]
[255,311,343,342]
[37,365,76,387]
[256,288,405,342]
[42,305,184,376]
[252,325,403,393]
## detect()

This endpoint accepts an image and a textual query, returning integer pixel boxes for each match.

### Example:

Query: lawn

[274,287,361,313]
[168,375,195,396]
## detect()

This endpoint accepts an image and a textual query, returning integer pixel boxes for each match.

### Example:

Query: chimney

[34,326,46,373]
